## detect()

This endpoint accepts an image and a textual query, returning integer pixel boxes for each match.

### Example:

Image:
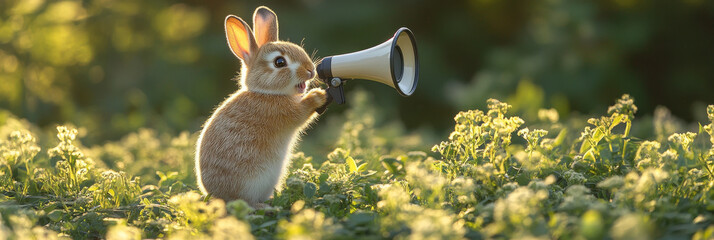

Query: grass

[0,94,713,239]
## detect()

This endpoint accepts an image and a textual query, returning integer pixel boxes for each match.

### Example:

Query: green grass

[0,94,713,239]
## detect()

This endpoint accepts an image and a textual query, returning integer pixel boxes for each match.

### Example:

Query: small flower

[607,94,638,121]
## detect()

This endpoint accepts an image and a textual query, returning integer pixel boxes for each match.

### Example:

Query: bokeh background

[1,0,713,152]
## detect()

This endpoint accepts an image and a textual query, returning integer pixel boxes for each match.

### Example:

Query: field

[0,94,712,239]
[2,1,714,239]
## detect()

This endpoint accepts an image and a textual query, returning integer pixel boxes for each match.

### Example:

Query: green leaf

[584,149,597,162]
[610,114,623,131]
[516,173,530,185]
[580,140,591,154]
[346,212,375,227]
[319,173,329,183]
[258,220,277,229]
[346,157,357,173]
[303,182,317,199]
[48,209,64,222]
[381,158,400,174]
[357,163,367,173]
[554,128,568,147]
[593,127,606,143]
[318,182,331,195]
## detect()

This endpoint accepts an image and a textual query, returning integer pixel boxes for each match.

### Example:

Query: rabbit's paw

[302,88,327,109]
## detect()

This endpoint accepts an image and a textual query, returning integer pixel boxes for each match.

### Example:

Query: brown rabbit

[195,6,326,208]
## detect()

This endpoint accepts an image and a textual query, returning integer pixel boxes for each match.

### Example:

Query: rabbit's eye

[274,56,287,68]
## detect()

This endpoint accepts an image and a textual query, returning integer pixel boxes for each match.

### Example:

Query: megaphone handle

[315,81,345,114]
[328,82,346,104]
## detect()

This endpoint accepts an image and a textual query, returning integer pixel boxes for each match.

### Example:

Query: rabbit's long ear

[253,6,278,47]
[225,15,258,62]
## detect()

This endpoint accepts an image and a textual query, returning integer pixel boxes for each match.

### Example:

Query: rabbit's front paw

[302,88,327,109]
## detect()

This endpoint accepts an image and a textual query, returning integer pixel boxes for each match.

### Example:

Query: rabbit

[195,6,327,208]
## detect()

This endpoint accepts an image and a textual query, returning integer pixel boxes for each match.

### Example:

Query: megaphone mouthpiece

[316,57,334,80]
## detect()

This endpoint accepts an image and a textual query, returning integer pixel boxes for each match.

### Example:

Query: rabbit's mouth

[296,81,307,94]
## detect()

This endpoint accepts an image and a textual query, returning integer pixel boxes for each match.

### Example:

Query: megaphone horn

[315,27,419,113]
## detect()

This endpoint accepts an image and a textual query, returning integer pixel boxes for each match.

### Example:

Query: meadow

[2,0,714,239]
[0,93,712,239]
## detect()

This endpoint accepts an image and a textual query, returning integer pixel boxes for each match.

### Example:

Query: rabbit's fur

[195,6,326,207]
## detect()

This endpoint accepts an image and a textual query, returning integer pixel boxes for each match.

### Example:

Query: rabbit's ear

[225,15,258,62]
[253,6,278,47]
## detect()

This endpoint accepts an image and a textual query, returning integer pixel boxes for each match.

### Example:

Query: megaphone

[315,27,419,113]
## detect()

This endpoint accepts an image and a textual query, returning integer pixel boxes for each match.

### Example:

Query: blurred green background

[1,0,713,147]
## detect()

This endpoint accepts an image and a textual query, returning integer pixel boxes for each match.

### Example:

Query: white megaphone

[315,27,419,113]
